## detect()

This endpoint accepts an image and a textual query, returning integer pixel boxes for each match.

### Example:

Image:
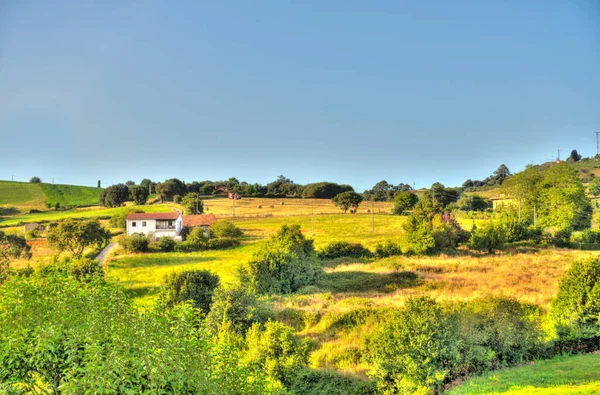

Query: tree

[332,191,363,213]
[504,165,544,226]
[0,230,31,280]
[47,219,110,258]
[301,182,353,199]
[162,270,220,314]
[125,180,135,187]
[393,191,419,215]
[181,192,204,214]
[569,149,582,162]
[29,176,41,183]
[98,184,129,207]
[457,195,490,211]
[590,178,600,197]
[240,225,320,294]
[210,220,243,238]
[469,221,506,254]
[97,180,101,188]
[140,178,152,193]
[129,185,149,205]
[493,164,511,185]
[155,178,186,201]
[266,175,295,196]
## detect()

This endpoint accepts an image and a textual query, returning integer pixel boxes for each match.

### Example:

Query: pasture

[0,180,46,207]
[0,180,103,211]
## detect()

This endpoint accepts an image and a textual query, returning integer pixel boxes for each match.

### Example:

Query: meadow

[0,180,46,207]
[0,180,103,211]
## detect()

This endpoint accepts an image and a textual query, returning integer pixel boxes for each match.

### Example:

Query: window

[168,221,173,227]
[142,221,147,227]
[132,222,137,227]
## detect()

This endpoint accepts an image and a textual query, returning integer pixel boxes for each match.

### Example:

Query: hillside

[0,180,102,209]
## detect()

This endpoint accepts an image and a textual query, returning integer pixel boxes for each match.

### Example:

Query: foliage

[240,225,321,294]
[549,258,600,343]
[0,273,272,394]
[155,178,186,201]
[317,241,373,260]
[119,233,150,253]
[290,369,376,395]
[332,191,363,213]
[589,178,600,197]
[463,164,511,189]
[29,176,41,183]
[570,149,582,162]
[469,221,506,253]
[156,235,176,252]
[128,184,149,205]
[182,192,204,214]
[457,195,490,211]
[47,219,110,258]
[365,297,460,394]
[162,270,220,314]
[25,229,41,240]
[363,180,412,202]
[0,230,31,281]
[403,215,436,255]
[109,208,141,229]
[207,237,240,249]
[301,182,354,199]
[392,191,419,215]
[496,215,531,243]
[98,183,129,207]
[210,220,243,238]
[41,183,103,207]
[244,320,311,386]
[266,175,297,197]
[546,227,573,248]
[206,285,273,335]
[431,212,470,250]
[374,240,403,258]
[140,178,153,193]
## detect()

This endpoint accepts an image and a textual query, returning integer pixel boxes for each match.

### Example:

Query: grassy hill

[447,353,600,394]
[0,180,102,209]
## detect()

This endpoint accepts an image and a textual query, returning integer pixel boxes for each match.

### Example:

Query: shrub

[176,227,209,252]
[119,233,150,253]
[393,191,419,215]
[374,241,402,258]
[317,242,373,260]
[240,225,321,294]
[162,270,220,314]
[25,229,41,240]
[69,258,104,281]
[29,176,41,183]
[244,320,311,386]
[207,237,240,249]
[404,216,436,255]
[549,258,600,344]
[431,213,470,250]
[575,228,600,244]
[206,285,273,335]
[156,236,176,252]
[291,369,376,395]
[469,222,506,253]
[173,194,182,204]
[365,297,459,394]
[547,228,572,248]
[498,216,530,243]
[210,220,243,238]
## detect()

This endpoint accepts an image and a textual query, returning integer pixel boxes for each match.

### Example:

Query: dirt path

[96,242,117,266]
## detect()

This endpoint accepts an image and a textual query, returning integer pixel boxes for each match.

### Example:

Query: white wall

[126,215,182,239]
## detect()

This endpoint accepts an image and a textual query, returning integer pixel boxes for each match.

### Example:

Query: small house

[126,212,182,239]
[182,213,217,237]
[24,223,45,232]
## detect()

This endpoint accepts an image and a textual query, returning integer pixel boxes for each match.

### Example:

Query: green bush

[317,241,373,260]
[156,236,176,252]
[240,225,321,294]
[549,258,600,345]
[497,216,530,243]
[119,233,150,253]
[365,297,460,394]
[244,320,311,386]
[469,222,506,253]
[162,270,220,314]
[25,229,41,240]
[404,216,436,255]
[69,258,104,281]
[290,369,376,395]
[374,240,402,258]
[210,220,243,238]
[207,237,240,249]
[546,228,572,248]
[574,228,600,244]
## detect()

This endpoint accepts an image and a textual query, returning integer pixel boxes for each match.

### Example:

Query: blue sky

[1,1,599,191]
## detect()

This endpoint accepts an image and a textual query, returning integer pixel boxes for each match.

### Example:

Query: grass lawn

[0,204,177,227]
[0,180,45,207]
[447,353,600,394]
[40,183,102,207]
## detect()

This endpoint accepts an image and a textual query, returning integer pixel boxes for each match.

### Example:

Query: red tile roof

[183,214,217,227]
[127,212,179,220]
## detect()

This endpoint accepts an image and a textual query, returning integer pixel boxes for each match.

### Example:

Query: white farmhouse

[125,212,182,239]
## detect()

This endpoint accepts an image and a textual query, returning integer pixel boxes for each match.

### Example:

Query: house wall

[126,215,182,239]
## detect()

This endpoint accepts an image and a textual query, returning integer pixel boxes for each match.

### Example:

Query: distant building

[490,194,517,210]
[126,212,182,239]
[23,223,46,232]
[183,214,217,237]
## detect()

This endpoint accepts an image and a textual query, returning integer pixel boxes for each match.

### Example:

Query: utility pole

[596,132,600,157]
[557,149,560,161]
[371,202,375,232]
[312,208,315,235]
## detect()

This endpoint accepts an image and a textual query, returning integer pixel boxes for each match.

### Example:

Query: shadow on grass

[320,256,373,268]
[316,271,420,293]
[0,206,20,216]
[125,286,160,300]
[110,254,218,269]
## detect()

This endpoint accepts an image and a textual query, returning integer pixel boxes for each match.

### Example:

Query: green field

[447,353,600,394]
[0,204,176,227]
[0,180,102,209]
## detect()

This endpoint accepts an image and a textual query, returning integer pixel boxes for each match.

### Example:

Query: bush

[317,242,373,260]
[393,191,419,215]
[497,216,530,243]
[469,222,506,253]
[210,220,243,238]
[206,285,273,335]
[374,241,402,258]
[547,228,572,248]
[244,320,311,386]
[574,228,600,244]
[119,233,150,253]
[404,216,436,255]
[290,369,376,395]
[240,225,321,294]
[156,236,176,252]
[69,258,104,281]
[25,229,41,240]
[176,227,209,252]
[173,194,182,204]
[365,297,459,394]
[207,237,240,249]
[431,213,470,250]
[162,270,220,314]
[549,258,600,344]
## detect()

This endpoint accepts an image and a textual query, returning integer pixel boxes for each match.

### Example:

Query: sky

[1,0,599,191]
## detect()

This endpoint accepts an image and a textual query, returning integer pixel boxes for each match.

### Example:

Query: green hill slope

[0,180,102,208]
[447,353,600,395]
